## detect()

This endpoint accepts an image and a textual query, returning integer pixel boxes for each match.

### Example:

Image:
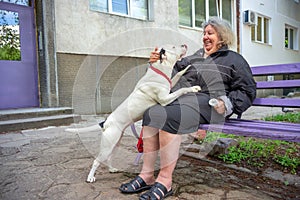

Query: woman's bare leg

[139,126,160,185]
[155,130,182,191]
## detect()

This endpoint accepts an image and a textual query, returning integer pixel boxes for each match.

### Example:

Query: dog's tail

[65,124,102,133]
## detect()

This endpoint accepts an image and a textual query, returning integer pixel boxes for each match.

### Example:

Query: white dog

[66,45,201,183]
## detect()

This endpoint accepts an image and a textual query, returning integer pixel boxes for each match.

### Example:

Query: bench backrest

[251,63,300,108]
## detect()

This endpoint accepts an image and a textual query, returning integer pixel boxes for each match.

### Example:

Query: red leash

[136,127,144,153]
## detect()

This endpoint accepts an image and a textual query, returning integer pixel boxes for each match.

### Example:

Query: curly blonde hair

[202,17,235,48]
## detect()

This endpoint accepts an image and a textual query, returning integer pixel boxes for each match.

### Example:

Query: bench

[198,62,300,143]
[132,62,300,165]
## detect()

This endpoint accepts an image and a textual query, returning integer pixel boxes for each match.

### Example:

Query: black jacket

[172,46,256,116]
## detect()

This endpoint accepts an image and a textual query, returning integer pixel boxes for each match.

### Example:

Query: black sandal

[139,182,173,200]
[119,176,152,194]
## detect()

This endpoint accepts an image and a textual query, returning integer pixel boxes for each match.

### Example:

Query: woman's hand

[148,47,160,63]
[214,99,226,115]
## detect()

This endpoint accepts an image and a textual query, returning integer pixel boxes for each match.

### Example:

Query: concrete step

[0,107,74,121]
[0,107,82,133]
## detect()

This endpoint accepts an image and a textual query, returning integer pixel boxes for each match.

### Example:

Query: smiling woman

[119,17,256,200]
[202,17,234,57]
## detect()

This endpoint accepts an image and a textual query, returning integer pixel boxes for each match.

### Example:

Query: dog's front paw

[191,85,201,92]
[86,176,96,183]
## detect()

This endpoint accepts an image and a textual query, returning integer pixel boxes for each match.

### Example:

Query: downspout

[41,0,59,107]
[236,0,241,53]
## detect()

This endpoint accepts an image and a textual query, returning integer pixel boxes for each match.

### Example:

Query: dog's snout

[181,44,187,49]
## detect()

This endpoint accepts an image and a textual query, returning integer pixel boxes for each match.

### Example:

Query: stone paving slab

[0,126,283,200]
[0,107,299,200]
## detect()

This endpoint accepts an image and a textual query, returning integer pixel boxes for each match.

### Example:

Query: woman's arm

[228,58,257,116]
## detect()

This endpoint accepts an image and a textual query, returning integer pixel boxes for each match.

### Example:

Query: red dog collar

[149,66,172,88]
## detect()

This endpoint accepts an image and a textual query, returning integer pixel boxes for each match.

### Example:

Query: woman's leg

[139,126,160,185]
[155,130,182,191]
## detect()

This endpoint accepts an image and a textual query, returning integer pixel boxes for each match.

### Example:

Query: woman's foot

[139,182,173,200]
[119,176,153,194]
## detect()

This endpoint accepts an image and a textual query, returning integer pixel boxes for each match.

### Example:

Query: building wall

[54,0,203,56]
[240,0,300,66]
[54,0,299,114]
[54,0,204,114]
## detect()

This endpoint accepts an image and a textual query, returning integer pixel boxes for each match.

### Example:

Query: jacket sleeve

[228,58,257,115]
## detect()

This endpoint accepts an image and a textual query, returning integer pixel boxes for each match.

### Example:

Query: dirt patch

[179,155,300,200]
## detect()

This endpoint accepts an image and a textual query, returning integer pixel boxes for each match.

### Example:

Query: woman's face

[203,24,221,56]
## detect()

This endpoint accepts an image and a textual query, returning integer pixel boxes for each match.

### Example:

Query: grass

[203,112,300,175]
[264,111,300,123]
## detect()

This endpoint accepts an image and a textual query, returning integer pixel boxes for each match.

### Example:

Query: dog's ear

[159,48,166,63]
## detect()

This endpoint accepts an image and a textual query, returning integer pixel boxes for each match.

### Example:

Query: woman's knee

[143,105,167,128]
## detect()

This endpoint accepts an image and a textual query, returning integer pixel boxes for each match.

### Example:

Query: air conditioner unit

[243,10,256,26]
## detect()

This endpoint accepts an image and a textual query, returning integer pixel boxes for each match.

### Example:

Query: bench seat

[199,62,300,143]
[199,119,300,143]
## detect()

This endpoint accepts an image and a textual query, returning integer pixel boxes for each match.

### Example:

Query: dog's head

[158,44,187,65]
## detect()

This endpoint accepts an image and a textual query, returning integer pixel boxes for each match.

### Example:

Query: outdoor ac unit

[243,10,256,26]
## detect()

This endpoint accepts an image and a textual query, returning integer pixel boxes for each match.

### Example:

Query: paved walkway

[0,107,299,199]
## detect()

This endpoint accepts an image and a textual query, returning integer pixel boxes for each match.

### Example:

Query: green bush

[0,44,21,60]
[0,25,21,61]
[209,112,300,174]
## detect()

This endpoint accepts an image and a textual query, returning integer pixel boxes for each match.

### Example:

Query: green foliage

[217,137,300,174]
[274,145,300,174]
[207,112,300,175]
[0,25,21,61]
[264,112,300,123]
[0,44,21,60]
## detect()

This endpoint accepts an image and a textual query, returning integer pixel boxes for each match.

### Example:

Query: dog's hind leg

[86,159,100,183]
[86,122,126,182]
[86,156,117,183]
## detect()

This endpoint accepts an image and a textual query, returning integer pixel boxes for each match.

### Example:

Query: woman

[119,17,256,200]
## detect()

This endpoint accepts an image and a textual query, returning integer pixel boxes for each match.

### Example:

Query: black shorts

[142,93,225,134]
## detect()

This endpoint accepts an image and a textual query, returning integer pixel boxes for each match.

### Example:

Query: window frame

[89,0,153,21]
[285,24,298,50]
[251,14,271,45]
[178,0,235,29]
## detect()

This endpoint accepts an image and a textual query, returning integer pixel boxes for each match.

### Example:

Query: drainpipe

[236,0,241,53]
[37,0,59,107]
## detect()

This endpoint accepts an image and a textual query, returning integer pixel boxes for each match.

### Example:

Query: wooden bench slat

[200,119,300,133]
[256,80,300,89]
[228,118,300,128]
[224,120,300,132]
[199,124,300,143]
[252,98,300,107]
[251,63,300,75]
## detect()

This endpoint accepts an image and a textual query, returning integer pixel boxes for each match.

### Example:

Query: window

[179,0,233,28]
[89,0,152,20]
[0,0,30,6]
[251,14,270,44]
[285,25,298,50]
[0,10,21,61]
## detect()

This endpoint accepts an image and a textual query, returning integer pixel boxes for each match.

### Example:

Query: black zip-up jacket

[172,46,257,116]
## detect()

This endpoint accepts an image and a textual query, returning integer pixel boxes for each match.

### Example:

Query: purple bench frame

[199,62,300,143]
